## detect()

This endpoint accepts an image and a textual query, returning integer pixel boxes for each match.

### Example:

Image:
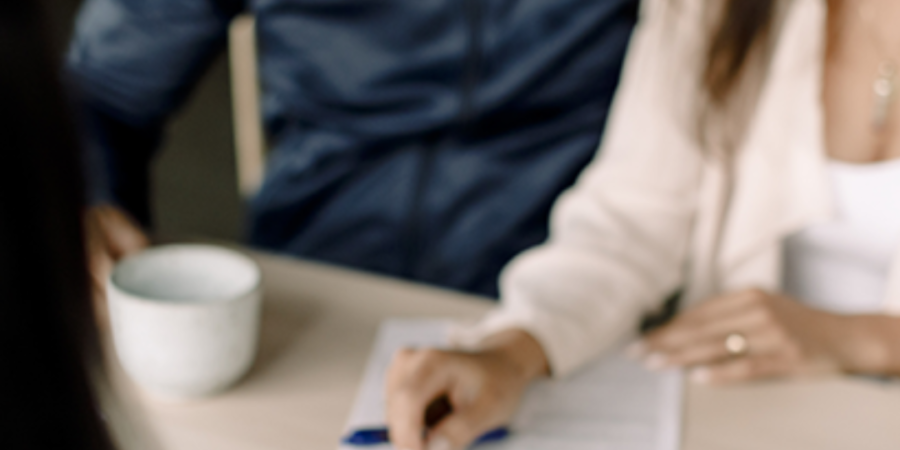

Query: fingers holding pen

[386,348,454,450]
[426,408,485,450]
[386,348,494,450]
[427,361,513,450]
[385,341,538,450]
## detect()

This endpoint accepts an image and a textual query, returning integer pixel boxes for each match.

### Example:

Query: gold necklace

[858,3,898,132]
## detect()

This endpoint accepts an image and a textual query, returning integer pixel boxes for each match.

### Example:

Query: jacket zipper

[402,0,483,280]
[459,0,483,128]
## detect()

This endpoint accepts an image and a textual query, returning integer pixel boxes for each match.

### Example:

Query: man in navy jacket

[71,0,637,298]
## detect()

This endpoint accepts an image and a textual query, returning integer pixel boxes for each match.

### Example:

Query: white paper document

[338,319,683,450]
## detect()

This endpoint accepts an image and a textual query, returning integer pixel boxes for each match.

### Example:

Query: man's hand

[84,204,149,324]
[385,330,548,450]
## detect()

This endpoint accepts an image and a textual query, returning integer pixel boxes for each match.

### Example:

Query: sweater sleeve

[450,0,710,377]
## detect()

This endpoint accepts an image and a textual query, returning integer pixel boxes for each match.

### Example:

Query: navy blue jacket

[69,0,637,298]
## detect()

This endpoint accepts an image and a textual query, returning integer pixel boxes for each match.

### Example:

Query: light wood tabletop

[108,250,900,450]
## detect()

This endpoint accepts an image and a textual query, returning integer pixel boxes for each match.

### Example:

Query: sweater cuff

[448,306,634,378]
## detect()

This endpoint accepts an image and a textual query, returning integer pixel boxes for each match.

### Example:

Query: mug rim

[109,244,262,306]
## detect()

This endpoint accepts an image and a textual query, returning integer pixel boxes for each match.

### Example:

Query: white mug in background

[107,244,262,399]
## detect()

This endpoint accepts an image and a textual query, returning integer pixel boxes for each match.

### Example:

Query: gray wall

[152,55,245,242]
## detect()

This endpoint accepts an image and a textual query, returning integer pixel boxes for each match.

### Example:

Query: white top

[783,159,900,314]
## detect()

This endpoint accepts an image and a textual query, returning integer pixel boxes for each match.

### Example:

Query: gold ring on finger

[724,332,749,357]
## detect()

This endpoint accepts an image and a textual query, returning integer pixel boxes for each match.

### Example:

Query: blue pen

[343,426,510,447]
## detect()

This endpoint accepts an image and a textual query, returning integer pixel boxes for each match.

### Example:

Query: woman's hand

[386,329,548,450]
[634,289,848,384]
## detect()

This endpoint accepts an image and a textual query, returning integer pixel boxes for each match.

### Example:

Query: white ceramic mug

[107,244,262,399]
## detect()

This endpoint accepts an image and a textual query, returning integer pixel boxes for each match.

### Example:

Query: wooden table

[109,251,900,450]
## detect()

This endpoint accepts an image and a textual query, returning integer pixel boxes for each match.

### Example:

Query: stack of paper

[339,319,683,450]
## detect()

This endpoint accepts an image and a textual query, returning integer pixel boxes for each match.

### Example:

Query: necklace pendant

[872,61,897,131]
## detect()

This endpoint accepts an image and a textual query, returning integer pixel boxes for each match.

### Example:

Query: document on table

[338,319,683,450]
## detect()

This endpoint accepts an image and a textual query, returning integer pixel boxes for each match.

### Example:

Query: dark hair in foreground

[0,2,115,449]
[705,0,777,105]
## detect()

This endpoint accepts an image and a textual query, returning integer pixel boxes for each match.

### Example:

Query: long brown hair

[0,1,116,449]
[704,0,778,106]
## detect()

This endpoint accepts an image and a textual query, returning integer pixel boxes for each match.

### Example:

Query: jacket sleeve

[450,0,710,377]
[68,0,243,224]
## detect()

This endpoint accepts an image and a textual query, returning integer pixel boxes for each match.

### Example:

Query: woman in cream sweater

[386,1,900,449]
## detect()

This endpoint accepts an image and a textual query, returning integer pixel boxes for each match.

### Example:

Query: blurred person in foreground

[385,0,900,449]
[1,1,145,448]
[70,0,639,298]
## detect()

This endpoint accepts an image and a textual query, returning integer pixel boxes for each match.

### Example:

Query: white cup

[107,244,262,399]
